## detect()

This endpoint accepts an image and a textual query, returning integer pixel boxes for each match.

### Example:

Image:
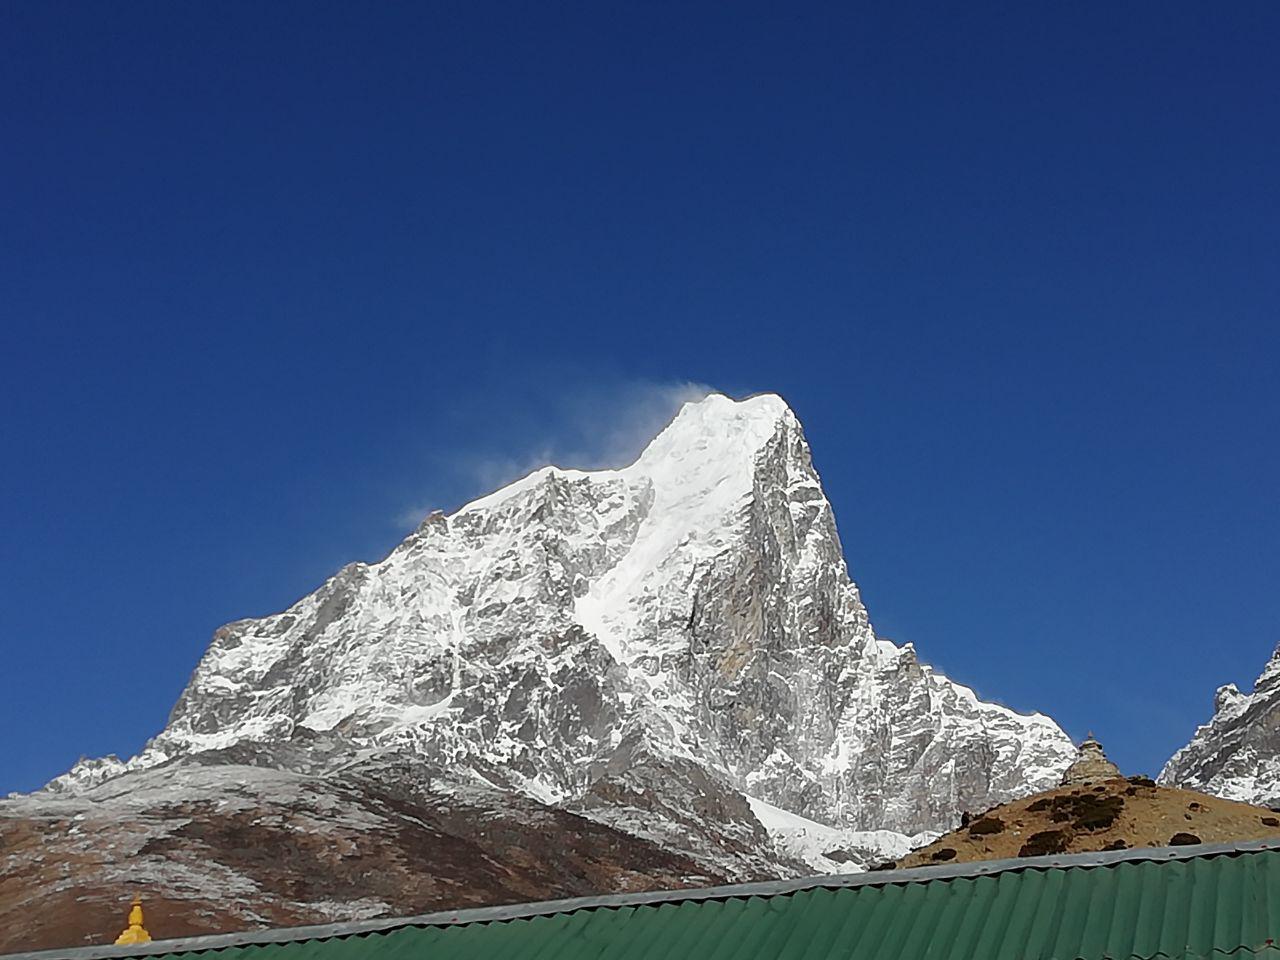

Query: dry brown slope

[893,775,1280,869]
[0,761,727,954]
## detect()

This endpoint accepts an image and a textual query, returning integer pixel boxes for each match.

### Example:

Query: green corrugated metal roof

[15,841,1280,960]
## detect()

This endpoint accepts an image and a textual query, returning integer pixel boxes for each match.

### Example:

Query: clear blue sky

[2,3,1278,795]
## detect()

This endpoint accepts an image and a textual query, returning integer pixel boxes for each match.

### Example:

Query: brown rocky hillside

[0,757,735,953]
[893,775,1280,869]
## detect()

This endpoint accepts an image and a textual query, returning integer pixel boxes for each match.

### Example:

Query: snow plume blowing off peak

[399,380,719,528]
[43,391,1075,878]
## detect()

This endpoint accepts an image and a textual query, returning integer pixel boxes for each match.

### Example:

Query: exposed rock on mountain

[7,392,1076,947]
[1161,643,1280,807]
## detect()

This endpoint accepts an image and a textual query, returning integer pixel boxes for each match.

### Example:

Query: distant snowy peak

[56,391,1073,849]
[1161,641,1280,806]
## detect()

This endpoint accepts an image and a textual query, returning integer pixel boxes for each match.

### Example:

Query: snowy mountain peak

[454,392,792,520]
[1161,640,1280,807]
[51,391,1075,862]
[631,392,793,474]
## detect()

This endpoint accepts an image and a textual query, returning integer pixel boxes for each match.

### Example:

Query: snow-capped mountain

[26,392,1075,928]
[1161,641,1280,807]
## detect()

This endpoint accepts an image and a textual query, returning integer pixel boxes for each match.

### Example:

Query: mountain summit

[102,392,1071,832]
[11,393,1076,946]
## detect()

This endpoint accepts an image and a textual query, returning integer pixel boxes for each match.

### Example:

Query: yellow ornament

[114,896,152,945]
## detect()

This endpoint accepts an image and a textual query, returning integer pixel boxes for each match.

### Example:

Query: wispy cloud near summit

[396,379,716,529]
[562,379,718,471]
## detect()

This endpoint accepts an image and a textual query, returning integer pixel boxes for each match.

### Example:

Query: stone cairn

[1060,735,1121,786]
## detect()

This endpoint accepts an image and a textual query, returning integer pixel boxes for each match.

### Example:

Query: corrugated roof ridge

[1142,946,1280,960]
[9,839,1280,960]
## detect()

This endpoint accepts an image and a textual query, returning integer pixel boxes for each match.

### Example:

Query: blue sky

[2,3,1278,795]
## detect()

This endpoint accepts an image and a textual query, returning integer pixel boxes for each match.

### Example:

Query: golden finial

[114,895,152,945]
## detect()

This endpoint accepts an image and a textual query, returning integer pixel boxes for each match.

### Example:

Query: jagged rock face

[43,394,1073,889]
[1161,643,1280,807]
